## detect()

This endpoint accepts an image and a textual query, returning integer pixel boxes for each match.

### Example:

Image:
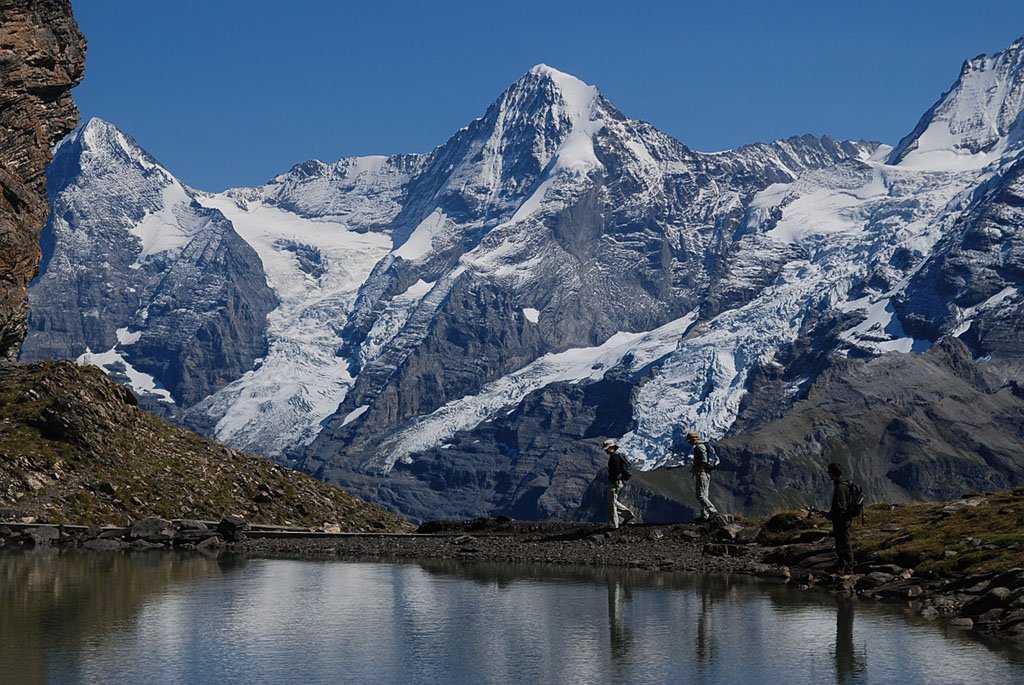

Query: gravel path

[236,521,785,578]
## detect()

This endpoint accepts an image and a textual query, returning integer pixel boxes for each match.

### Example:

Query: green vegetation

[763,491,1024,576]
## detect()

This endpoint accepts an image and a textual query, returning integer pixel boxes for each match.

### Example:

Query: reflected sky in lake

[2,552,1022,685]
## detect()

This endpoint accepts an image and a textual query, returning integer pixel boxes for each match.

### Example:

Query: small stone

[949,618,973,628]
[322,523,342,534]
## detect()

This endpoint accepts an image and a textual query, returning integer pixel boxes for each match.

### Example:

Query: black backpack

[705,443,721,469]
[845,481,865,521]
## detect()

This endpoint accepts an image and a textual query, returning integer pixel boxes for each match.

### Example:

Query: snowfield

[184,194,392,456]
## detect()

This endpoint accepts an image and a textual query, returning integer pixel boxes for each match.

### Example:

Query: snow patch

[115,327,142,346]
[395,210,452,262]
[342,405,369,427]
[77,346,174,404]
[371,310,700,470]
[129,181,194,268]
[522,308,540,323]
[951,286,1019,336]
[839,297,927,354]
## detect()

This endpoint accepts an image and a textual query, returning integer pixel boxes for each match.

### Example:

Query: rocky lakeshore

[5,486,1023,641]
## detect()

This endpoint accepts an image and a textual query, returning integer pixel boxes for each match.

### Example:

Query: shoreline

[4,501,1023,643]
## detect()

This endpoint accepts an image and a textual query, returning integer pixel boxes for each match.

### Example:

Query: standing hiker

[687,431,720,522]
[603,439,635,529]
[825,462,862,575]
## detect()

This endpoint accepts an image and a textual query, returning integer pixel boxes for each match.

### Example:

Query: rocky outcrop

[0,361,409,530]
[0,0,85,359]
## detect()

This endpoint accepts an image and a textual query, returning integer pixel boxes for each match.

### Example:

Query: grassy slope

[764,492,1024,576]
[0,361,411,530]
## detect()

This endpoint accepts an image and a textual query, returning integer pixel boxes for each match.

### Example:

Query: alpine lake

[2,551,1023,684]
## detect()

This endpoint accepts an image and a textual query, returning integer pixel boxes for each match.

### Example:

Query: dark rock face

[322,372,635,522]
[712,338,1024,513]
[0,0,85,360]
[21,119,277,407]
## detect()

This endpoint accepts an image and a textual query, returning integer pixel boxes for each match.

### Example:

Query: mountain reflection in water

[2,552,1022,685]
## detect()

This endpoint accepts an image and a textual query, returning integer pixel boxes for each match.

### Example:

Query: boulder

[715,524,745,542]
[988,568,1024,591]
[856,572,896,590]
[217,515,249,542]
[130,517,175,542]
[962,587,1013,617]
[175,529,218,544]
[1000,608,1024,627]
[82,538,127,552]
[97,528,127,540]
[197,535,224,553]
[26,526,60,546]
[855,563,906,576]
[764,512,809,533]
[174,519,209,532]
[870,580,924,600]
[129,539,164,551]
[975,608,1006,625]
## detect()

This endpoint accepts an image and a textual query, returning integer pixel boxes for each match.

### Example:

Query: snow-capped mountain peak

[889,35,1024,170]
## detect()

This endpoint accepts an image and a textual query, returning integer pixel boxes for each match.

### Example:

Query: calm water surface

[2,551,1022,684]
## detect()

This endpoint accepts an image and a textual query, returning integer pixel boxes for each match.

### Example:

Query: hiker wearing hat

[603,439,635,529]
[687,431,719,522]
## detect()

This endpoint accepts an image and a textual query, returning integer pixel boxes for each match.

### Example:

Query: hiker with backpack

[687,431,720,522]
[824,462,864,575]
[603,439,636,529]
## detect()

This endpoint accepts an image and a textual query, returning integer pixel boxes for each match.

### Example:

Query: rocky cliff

[0,0,84,360]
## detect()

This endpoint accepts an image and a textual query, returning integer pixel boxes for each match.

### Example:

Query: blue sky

[72,0,1024,190]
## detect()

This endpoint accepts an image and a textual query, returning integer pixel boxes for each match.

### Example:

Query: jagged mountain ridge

[22,119,277,409]
[25,66,875,462]
[24,40,1024,522]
